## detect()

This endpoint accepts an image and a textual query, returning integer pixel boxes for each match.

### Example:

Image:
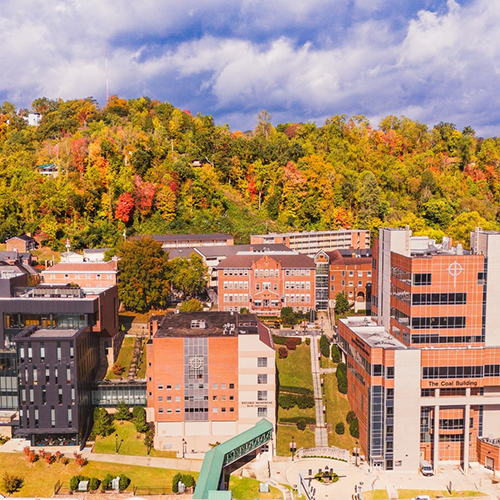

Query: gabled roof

[42,262,118,273]
[6,235,35,243]
[216,253,315,269]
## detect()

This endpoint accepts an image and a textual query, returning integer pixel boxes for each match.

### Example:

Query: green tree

[349,417,359,438]
[280,307,296,326]
[335,422,345,435]
[133,406,149,433]
[336,362,348,394]
[92,408,114,437]
[335,292,350,316]
[170,253,208,298]
[179,298,203,312]
[296,419,307,431]
[114,401,131,421]
[172,473,183,493]
[331,344,341,363]
[117,236,171,312]
[346,411,356,424]
[319,334,330,358]
[2,473,24,495]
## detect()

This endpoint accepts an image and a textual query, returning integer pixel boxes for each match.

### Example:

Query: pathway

[310,334,328,447]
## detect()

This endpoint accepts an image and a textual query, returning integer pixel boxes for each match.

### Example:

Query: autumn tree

[117,236,172,312]
[170,253,208,298]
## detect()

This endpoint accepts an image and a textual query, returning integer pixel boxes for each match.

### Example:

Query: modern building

[250,229,370,257]
[83,248,112,262]
[152,233,234,250]
[146,312,275,457]
[337,227,500,473]
[41,261,119,290]
[216,252,315,315]
[13,325,99,446]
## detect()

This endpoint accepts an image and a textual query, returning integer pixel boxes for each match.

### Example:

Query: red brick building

[216,252,315,315]
[41,262,119,290]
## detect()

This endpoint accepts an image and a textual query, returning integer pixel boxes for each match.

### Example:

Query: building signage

[427,380,478,388]
[241,401,273,407]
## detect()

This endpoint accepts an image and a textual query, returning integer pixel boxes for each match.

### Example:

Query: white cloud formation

[0,0,500,135]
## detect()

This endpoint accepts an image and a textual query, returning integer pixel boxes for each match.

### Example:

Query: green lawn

[229,476,282,499]
[323,372,357,450]
[278,406,316,422]
[320,353,335,369]
[106,336,136,380]
[276,424,316,456]
[94,420,176,458]
[0,452,195,497]
[276,343,313,390]
[135,338,147,379]
[396,490,486,499]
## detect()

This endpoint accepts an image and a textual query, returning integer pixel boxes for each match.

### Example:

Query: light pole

[115,433,118,454]
[289,436,296,461]
[182,438,186,459]
[355,441,359,467]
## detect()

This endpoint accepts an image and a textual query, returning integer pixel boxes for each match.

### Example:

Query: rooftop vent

[222,322,236,335]
[190,319,206,329]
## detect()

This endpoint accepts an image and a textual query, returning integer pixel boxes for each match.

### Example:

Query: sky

[1,0,499,136]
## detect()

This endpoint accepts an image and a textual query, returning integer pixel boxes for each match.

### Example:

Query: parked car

[411,496,430,500]
[420,460,434,476]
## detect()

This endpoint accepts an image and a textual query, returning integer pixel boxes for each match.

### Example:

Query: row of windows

[223,281,249,289]
[222,269,249,276]
[254,269,280,277]
[412,293,467,305]
[284,294,311,303]
[285,281,311,290]
[411,335,483,345]
[334,270,371,279]
[223,294,249,303]
[423,366,484,379]
[285,269,311,276]
[412,316,466,329]
[158,383,235,390]
[157,406,267,416]
[254,299,280,307]
[51,273,114,280]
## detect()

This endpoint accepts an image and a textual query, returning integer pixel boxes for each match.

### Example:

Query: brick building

[146,312,275,457]
[152,233,234,249]
[216,253,315,315]
[5,235,36,253]
[41,261,119,290]
[338,227,500,473]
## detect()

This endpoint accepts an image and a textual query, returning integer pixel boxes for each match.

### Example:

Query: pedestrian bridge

[193,419,273,499]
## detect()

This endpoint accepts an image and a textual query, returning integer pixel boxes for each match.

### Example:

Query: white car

[411,496,430,500]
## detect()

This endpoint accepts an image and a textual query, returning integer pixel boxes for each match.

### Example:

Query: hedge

[278,393,314,409]
[279,416,316,425]
[280,386,313,396]
[273,336,302,346]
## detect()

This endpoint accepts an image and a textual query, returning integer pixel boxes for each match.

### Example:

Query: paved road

[310,335,328,447]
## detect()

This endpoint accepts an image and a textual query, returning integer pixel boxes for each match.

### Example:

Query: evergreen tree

[114,401,131,421]
[92,408,114,437]
[335,292,351,316]
[319,334,330,358]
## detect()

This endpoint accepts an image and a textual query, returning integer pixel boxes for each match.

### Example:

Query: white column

[463,388,471,474]
[433,405,440,473]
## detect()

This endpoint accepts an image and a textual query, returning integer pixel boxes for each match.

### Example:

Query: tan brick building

[41,262,119,290]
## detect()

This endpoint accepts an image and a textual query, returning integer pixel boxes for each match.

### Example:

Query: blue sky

[1,0,499,136]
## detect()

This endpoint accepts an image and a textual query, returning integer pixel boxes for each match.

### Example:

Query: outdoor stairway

[310,334,328,447]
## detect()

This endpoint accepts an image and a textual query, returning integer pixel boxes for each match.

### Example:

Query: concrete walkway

[310,334,328,447]
[319,367,337,374]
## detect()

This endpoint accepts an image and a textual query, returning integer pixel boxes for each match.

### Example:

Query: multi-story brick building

[327,249,372,312]
[5,235,36,253]
[146,312,275,457]
[216,252,315,315]
[152,233,234,249]
[250,229,370,257]
[338,227,500,473]
[41,261,119,290]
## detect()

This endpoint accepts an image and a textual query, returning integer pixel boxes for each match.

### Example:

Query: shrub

[112,364,125,376]
[305,338,310,345]
[89,477,101,491]
[2,473,24,495]
[346,410,356,424]
[350,417,359,438]
[336,362,348,394]
[296,419,307,431]
[319,335,330,357]
[279,416,316,425]
[331,345,341,363]
[172,472,183,493]
[286,338,298,351]
[335,422,345,434]
[101,474,114,490]
[133,406,149,433]
[296,394,315,409]
[75,454,87,469]
[69,475,89,491]
[26,450,38,464]
[278,347,288,359]
[182,474,195,488]
[280,386,313,395]
[119,474,131,491]
[273,336,302,346]
[278,393,296,410]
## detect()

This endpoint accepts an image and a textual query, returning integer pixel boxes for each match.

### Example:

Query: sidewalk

[310,334,328,447]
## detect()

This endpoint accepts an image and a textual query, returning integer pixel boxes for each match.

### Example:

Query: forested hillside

[0,96,499,250]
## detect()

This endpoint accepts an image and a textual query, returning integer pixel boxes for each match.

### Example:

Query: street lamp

[289,436,297,461]
[182,438,186,459]
[355,440,359,467]
[115,434,123,454]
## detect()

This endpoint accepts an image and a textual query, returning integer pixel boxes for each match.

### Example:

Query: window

[221,407,226,413]
[175,408,181,413]
[166,385,172,390]
[349,271,354,277]
[349,281,353,287]
[358,271,363,277]
[230,407,235,412]
[258,374,267,384]
[213,396,218,401]
[221,384,226,389]
[341,271,345,277]
[167,396,172,402]
[159,396,163,402]
[213,408,218,413]
[213,384,218,389]
[358,281,363,286]
[413,273,432,286]
[158,408,164,414]
[258,391,268,401]
[229,383,234,389]
[331,285,335,291]
[158,385,163,390]
[257,407,268,417]
[229,395,234,401]
[331,275,335,281]
[258,357,267,367]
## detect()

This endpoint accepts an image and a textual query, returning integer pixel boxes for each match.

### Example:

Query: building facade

[152,233,234,249]
[338,227,500,473]
[5,235,36,253]
[216,253,315,315]
[146,312,275,457]
[250,230,370,257]
[41,261,119,290]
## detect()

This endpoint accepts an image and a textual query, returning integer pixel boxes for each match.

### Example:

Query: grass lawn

[276,424,315,456]
[136,338,147,379]
[320,354,335,369]
[0,452,194,497]
[396,490,486,499]
[32,246,61,264]
[276,342,313,390]
[228,476,282,499]
[278,406,316,422]
[106,336,136,380]
[119,311,151,323]
[323,372,357,450]
[94,421,176,458]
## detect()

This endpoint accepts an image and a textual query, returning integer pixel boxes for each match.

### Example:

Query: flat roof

[340,317,407,349]
[252,229,369,238]
[13,326,82,341]
[196,244,294,259]
[155,312,259,337]
[151,233,233,242]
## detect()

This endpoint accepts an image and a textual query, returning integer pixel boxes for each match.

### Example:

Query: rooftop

[13,325,82,341]
[340,317,407,349]
[195,243,294,259]
[252,229,369,238]
[216,253,315,269]
[155,312,259,338]
[42,262,118,273]
[151,233,233,243]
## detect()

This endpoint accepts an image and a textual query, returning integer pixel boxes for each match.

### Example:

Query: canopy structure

[193,419,273,500]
